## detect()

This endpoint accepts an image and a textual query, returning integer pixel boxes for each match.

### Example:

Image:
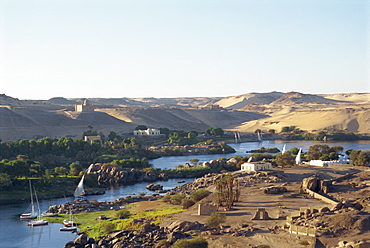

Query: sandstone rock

[146,183,163,191]
[74,233,89,246]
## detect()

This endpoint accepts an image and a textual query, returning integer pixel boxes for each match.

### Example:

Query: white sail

[257,132,262,142]
[295,148,302,164]
[282,144,286,154]
[20,180,37,219]
[74,174,85,198]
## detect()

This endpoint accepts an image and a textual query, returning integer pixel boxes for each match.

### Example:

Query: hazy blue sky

[1,0,369,99]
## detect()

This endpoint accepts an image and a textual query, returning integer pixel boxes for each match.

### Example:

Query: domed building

[75,99,95,112]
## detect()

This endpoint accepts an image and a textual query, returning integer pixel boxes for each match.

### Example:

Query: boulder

[146,184,163,191]
[64,241,75,248]
[301,175,320,192]
[74,233,89,246]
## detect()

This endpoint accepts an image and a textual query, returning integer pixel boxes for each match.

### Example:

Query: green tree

[0,173,12,190]
[7,160,29,178]
[54,166,68,176]
[135,125,148,130]
[350,150,370,166]
[69,162,82,176]
[275,152,295,168]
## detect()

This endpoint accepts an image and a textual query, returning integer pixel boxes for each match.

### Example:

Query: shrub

[162,194,171,203]
[101,222,115,234]
[115,209,130,219]
[205,212,226,227]
[170,194,186,205]
[181,198,195,209]
[172,237,208,248]
[191,189,210,202]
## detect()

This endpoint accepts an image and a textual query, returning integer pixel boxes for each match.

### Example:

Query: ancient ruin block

[198,203,217,216]
[251,208,271,220]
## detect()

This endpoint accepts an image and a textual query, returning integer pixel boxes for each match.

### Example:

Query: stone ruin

[251,208,271,220]
[198,203,217,216]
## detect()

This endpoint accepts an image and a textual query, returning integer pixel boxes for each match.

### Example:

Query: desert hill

[46,96,221,108]
[0,92,369,141]
[215,91,284,109]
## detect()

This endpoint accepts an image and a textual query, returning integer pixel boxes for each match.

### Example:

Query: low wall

[305,189,338,206]
[289,224,316,237]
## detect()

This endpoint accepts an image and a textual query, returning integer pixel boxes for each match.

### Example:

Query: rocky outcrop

[64,220,209,248]
[88,163,169,186]
[301,174,332,194]
[48,195,162,215]
[170,171,283,195]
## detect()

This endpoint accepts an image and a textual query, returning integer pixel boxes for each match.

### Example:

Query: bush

[115,209,130,219]
[181,198,195,209]
[170,194,186,205]
[162,194,171,203]
[191,189,210,202]
[172,237,208,248]
[162,193,186,205]
[205,212,226,227]
[101,222,115,234]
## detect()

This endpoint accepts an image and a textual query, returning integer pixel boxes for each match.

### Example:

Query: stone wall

[305,189,338,206]
[198,203,217,215]
[289,224,316,237]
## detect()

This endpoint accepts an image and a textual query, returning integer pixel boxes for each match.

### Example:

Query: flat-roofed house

[240,161,272,172]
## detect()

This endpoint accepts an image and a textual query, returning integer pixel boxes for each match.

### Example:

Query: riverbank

[64,165,370,248]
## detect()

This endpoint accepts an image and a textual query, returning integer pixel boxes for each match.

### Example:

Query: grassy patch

[44,202,186,237]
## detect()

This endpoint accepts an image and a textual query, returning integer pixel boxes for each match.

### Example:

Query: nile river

[0,140,369,248]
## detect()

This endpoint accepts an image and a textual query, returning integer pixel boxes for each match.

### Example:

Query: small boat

[295,148,302,165]
[28,187,48,227]
[20,180,37,220]
[257,131,262,142]
[74,174,86,199]
[61,208,77,231]
[60,225,77,231]
[28,219,48,226]
[63,219,74,227]
[282,144,286,154]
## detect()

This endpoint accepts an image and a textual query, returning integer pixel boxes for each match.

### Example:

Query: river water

[1,140,369,248]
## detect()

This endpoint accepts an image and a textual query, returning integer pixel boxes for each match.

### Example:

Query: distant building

[309,154,351,167]
[133,128,161,136]
[84,135,101,144]
[240,161,272,172]
[75,99,94,112]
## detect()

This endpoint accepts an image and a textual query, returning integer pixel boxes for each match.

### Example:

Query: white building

[84,135,101,144]
[133,128,161,136]
[75,99,94,112]
[240,161,272,172]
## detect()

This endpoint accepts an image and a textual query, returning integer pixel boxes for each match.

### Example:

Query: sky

[0,0,369,100]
